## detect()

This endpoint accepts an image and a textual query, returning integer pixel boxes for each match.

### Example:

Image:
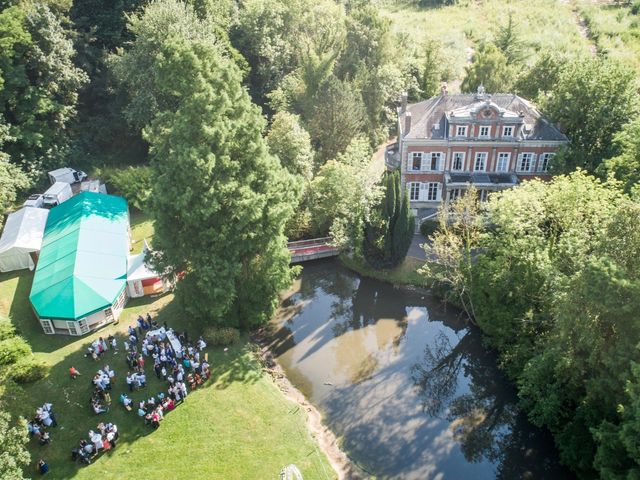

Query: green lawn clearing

[129,209,155,254]
[0,210,334,479]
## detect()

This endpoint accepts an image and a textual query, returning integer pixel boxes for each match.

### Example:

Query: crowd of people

[89,365,115,414]
[119,315,211,430]
[71,422,119,465]
[32,312,214,475]
[27,403,57,443]
[26,404,57,475]
[84,335,118,361]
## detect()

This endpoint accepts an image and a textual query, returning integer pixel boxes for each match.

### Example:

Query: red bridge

[287,237,339,263]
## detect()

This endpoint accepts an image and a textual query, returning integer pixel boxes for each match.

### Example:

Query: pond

[268,259,573,479]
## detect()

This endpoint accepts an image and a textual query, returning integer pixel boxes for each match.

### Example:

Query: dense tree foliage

[363,171,414,268]
[422,173,640,476]
[0,411,29,480]
[513,51,566,100]
[266,111,314,181]
[460,43,513,94]
[421,187,482,323]
[599,116,640,194]
[69,0,147,161]
[115,1,298,327]
[111,0,222,132]
[538,56,639,173]
[0,2,86,177]
[493,12,525,65]
[309,137,381,252]
[0,153,29,217]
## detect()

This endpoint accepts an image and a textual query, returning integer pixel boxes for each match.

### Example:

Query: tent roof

[0,207,49,254]
[30,192,129,320]
[127,248,160,282]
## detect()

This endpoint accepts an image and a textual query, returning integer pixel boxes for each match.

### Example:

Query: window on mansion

[496,152,510,172]
[517,152,535,172]
[474,152,487,171]
[411,152,422,171]
[452,152,464,171]
[538,153,555,172]
[409,182,440,201]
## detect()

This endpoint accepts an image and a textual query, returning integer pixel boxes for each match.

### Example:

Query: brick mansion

[397,85,568,220]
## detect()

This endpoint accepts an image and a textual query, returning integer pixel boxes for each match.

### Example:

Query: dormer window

[502,126,514,137]
[479,126,490,138]
[456,126,467,137]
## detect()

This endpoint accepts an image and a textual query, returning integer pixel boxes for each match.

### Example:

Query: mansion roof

[400,93,568,142]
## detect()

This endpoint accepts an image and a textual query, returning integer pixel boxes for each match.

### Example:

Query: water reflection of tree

[410,331,470,417]
[411,329,572,479]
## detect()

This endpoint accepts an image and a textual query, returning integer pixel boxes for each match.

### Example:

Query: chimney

[404,112,412,135]
[400,92,408,113]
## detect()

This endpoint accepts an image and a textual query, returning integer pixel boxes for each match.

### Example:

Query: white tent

[127,240,167,297]
[0,207,49,272]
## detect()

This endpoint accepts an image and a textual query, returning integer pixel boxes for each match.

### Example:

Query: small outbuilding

[30,192,130,335]
[127,240,168,298]
[0,207,49,272]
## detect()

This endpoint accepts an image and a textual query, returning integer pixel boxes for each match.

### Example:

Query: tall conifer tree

[146,39,298,327]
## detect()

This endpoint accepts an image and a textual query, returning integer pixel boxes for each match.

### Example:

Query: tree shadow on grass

[5,293,263,478]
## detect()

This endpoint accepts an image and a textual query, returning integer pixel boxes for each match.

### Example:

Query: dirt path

[561,0,598,55]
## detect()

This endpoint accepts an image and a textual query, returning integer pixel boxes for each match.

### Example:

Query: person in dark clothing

[38,459,49,475]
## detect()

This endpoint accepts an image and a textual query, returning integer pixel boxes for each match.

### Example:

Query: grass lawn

[0,212,334,479]
[129,209,154,254]
[340,254,430,287]
[381,0,592,88]
[577,0,640,73]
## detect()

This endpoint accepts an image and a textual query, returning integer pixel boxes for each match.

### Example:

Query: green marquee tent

[30,192,129,321]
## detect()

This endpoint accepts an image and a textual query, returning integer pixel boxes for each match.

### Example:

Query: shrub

[420,219,439,238]
[204,326,240,346]
[0,321,16,341]
[632,1,640,16]
[100,165,152,210]
[285,208,312,241]
[11,359,48,383]
[0,337,31,366]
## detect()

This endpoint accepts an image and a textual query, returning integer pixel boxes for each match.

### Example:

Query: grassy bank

[578,0,640,73]
[340,254,429,287]
[0,214,334,479]
[381,0,591,86]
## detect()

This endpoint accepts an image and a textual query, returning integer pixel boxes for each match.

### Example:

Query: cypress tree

[363,171,414,269]
[392,190,415,265]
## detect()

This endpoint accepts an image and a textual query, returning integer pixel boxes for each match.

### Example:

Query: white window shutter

[436,183,442,201]
[531,154,537,172]
[438,153,444,171]
[517,153,523,171]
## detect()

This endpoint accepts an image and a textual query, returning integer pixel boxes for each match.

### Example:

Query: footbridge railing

[287,237,339,263]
